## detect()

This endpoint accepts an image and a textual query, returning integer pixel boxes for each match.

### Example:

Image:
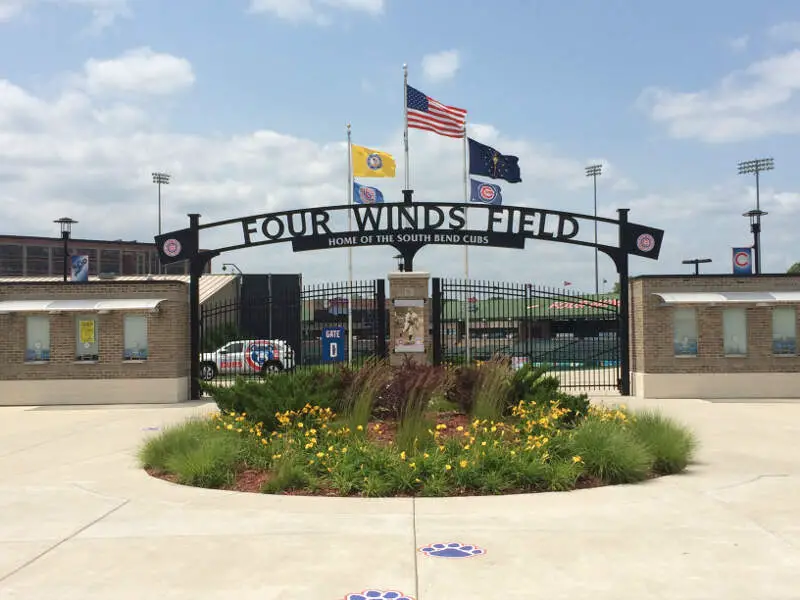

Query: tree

[788,263,800,274]
[611,282,620,294]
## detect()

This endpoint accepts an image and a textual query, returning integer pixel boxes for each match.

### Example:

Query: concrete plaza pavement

[0,396,799,599]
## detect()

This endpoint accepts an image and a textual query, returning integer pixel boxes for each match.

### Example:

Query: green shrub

[139,418,215,471]
[568,417,653,484]
[206,366,347,431]
[342,357,392,430]
[629,409,697,474]
[471,356,513,421]
[139,418,241,488]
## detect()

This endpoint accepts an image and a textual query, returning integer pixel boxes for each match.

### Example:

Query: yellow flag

[351,144,396,178]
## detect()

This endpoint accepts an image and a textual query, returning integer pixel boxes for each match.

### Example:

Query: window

[100,249,120,274]
[772,307,796,355]
[122,251,137,275]
[75,316,99,361]
[25,316,51,361]
[723,308,747,356]
[673,307,698,356]
[26,246,50,275]
[0,244,23,276]
[123,315,148,360]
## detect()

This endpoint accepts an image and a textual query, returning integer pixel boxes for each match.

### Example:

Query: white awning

[0,298,166,314]
[653,291,800,305]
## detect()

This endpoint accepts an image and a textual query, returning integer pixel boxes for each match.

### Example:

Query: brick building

[0,275,239,406]
[630,275,800,399]
[0,233,212,277]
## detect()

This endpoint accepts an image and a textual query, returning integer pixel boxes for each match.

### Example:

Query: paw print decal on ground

[345,591,414,600]
[418,542,486,558]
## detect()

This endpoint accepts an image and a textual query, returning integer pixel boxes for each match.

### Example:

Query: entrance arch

[155,198,664,399]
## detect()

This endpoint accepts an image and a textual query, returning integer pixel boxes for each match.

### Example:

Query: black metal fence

[432,278,621,391]
[199,279,387,384]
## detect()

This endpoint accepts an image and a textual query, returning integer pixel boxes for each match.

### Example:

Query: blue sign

[321,327,345,362]
[732,247,753,275]
[70,255,89,282]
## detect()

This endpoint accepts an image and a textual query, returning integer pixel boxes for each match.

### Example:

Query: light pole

[682,258,712,275]
[585,164,602,295]
[737,158,773,275]
[152,172,171,236]
[54,217,77,282]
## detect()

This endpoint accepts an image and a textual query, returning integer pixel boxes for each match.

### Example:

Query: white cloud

[82,47,195,96]
[0,0,130,30]
[636,49,800,142]
[0,0,25,21]
[768,21,800,44]
[421,49,460,83]
[248,0,383,24]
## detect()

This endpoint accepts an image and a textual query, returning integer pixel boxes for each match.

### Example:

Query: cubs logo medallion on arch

[636,233,654,253]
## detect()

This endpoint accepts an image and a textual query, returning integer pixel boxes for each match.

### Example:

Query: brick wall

[0,281,189,381]
[631,275,800,374]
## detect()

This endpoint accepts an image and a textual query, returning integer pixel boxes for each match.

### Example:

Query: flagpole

[346,123,354,366]
[403,63,410,191]
[462,123,471,365]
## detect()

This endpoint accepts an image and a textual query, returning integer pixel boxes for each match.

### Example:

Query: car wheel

[200,362,217,381]
[260,361,284,377]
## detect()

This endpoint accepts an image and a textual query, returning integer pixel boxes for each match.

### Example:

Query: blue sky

[2,0,800,288]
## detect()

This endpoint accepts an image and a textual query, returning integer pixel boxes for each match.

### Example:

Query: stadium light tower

[737,158,773,275]
[152,171,171,236]
[585,164,602,295]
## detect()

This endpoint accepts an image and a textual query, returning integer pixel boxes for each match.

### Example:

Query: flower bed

[141,359,697,497]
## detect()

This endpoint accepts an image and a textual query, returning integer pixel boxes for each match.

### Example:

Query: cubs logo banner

[469,179,503,205]
[154,227,196,265]
[732,247,753,275]
[353,182,385,205]
[622,222,665,260]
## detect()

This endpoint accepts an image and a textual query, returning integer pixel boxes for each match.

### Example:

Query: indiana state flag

[352,144,396,178]
[468,138,522,183]
[353,181,385,205]
[469,179,502,205]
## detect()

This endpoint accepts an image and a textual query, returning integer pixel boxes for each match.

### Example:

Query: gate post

[188,213,202,401]
[375,279,387,358]
[617,208,631,396]
[387,270,430,366]
[431,277,442,365]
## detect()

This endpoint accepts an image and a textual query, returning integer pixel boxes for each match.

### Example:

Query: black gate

[431,279,621,391]
[200,278,387,384]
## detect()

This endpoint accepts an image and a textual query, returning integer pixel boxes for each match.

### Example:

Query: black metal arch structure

[155,194,664,400]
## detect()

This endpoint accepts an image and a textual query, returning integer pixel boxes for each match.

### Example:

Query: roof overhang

[0,298,166,315]
[653,291,800,305]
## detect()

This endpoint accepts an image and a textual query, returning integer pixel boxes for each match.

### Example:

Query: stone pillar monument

[387,271,431,366]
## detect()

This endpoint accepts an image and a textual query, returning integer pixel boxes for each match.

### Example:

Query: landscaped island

[140,358,697,497]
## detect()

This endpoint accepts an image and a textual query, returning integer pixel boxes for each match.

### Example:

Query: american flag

[406,85,467,138]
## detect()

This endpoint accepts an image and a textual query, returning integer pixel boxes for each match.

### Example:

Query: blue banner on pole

[321,327,346,362]
[732,247,753,275]
[70,255,89,282]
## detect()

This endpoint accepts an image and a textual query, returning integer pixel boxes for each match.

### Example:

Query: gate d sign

[321,327,346,362]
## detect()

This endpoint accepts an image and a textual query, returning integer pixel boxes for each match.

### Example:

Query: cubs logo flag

[353,182,385,205]
[469,179,502,205]
[351,144,396,178]
[468,138,522,183]
[732,247,753,275]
